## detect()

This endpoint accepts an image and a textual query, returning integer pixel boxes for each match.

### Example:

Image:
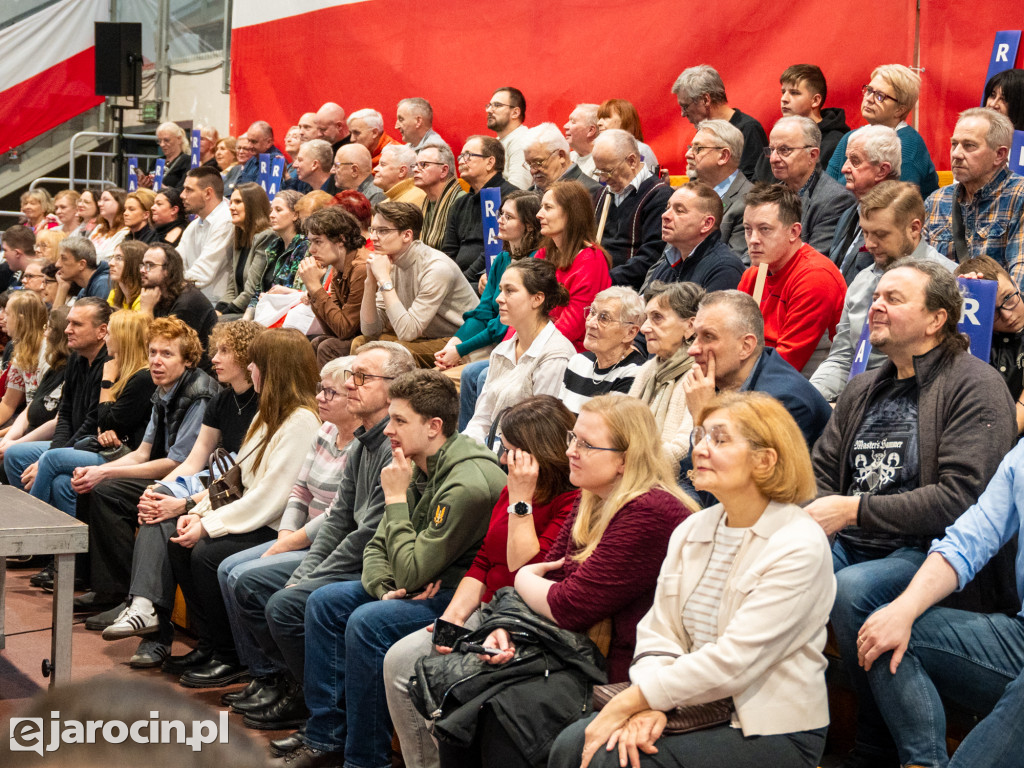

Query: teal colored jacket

[361,433,508,598]
[454,250,535,358]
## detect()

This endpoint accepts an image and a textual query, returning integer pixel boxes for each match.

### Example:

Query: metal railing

[25,130,161,193]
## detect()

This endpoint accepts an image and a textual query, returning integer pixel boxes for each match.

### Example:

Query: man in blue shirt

[857,439,1024,768]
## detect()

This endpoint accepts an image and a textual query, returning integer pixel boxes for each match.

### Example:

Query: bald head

[333,143,373,190]
[316,102,349,143]
[247,121,274,153]
[298,112,320,142]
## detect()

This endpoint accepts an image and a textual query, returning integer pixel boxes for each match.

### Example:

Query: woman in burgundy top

[383,395,579,768]
[437,394,696,768]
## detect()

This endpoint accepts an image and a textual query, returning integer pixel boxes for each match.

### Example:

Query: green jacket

[361,432,507,598]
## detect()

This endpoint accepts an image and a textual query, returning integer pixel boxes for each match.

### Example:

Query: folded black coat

[409,587,607,767]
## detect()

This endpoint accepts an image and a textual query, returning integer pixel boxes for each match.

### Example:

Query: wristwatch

[508,501,533,517]
[184,497,196,513]
[378,280,394,293]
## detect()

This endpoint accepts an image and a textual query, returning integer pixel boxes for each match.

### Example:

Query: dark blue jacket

[78,260,110,300]
[740,347,831,446]
[643,230,744,293]
[237,145,285,185]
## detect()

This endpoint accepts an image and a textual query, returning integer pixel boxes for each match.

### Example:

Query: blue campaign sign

[267,156,286,197]
[848,322,873,381]
[480,188,502,272]
[190,129,201,168]
[258,154,271,193]
[957,277,996,362]
[1010,130,1024,176]
[127,157,139,192]
[984,31,1021,102]
[153,158,166,191]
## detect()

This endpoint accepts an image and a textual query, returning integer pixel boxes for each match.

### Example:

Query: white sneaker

[102,603,158,640]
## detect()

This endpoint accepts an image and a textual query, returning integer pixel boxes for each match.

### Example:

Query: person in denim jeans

[857,438,1024,768]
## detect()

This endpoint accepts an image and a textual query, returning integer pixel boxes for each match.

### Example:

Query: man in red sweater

[737,183,845,376]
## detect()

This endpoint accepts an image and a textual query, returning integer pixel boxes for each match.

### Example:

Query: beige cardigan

[627,358,694,463]
[629,502,835,736]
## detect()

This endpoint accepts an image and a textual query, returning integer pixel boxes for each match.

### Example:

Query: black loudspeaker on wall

[94,22,143,98]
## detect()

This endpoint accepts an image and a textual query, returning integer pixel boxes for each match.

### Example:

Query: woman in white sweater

[463,258,575,445]
[166,328,321,688]
[550,392,835,768]
[628,281,705,464]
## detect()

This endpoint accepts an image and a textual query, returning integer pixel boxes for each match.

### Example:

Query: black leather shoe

[220,676,262,706]
[242,682,309,730]
[232,675,287,713]
[29,563,54,588]
[269,727,305,758]
[72,591,124,613]
[178,659,250,689]
[161,647,214,675]
[279,744,343,767]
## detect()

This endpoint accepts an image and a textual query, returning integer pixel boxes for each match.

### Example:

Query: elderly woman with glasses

[826,64,939,196]
[550,392,834,768]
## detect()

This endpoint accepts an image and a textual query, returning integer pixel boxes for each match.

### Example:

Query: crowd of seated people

[3,62,1024,768]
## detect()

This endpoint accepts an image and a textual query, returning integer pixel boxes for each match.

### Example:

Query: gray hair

[958,106,1014,152]
[349,108,384,133]
[695,119,744,160]
[571,103,599,127]
[357,340,417,377]
[594,286,644,325]
[525,122,570,154]
[593,128,639,160]
[774,116,822,149]
[60,235,98,269]
[302,139,335,171]
[381,143,417,169]
[320,355,354,383]
[848,125,902,178]
[398,97,433,123]
[417,141,456,180]
[671,65,727,104]
[247,120,274,141]
[156,121,189,148]
[645,281,706,320]
[698,290,765,352]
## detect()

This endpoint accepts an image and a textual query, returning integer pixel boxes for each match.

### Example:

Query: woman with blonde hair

[216,137,242,196]
[53,189,83,234]
[33,228,66,264]
[552,392,833,768]
[0,291,48,434]
[20,189,59,233]
[431,395,695,768]
[89,187,130,261]
[108,241,146,310]
[124,188,158,244]
[74,189,100,237]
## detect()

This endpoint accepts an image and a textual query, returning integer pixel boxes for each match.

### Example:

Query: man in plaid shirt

[923,107,1024,286]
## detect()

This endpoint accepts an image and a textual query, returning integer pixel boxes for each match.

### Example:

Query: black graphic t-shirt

[838,376,922,556]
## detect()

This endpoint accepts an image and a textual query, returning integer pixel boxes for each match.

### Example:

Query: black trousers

[167,527,276,663]
[80,477,150,596]
[437,706,533,768]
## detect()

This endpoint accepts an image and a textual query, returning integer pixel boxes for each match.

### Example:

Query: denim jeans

[217,541,308,676]
[32,447,106,515]
[457,361,490,432]
[302,580,453,767]
[867,608,1024,768]
[829,540,927,757]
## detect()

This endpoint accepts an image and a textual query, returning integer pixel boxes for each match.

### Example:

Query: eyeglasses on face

[140,260,165,271]
[523,151,556,171]
[686,144,725,156]
[316,383,342,402]
[458,151,488,162]
[485,101,512,111]
[584,305,627,328]
[368,226,399,236]
[342,369,395,386]
[566,430,622,455]
[411,161,446,171]
[763,145,813,159]
[861,85,899,105]
[998,290,1022,313]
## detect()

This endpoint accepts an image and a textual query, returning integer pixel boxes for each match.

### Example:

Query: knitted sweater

[279,422,350,534]
[545,487,692,682]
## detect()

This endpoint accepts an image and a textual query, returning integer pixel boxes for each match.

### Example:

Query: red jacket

[536,245,612,351]
[738,243,845,373]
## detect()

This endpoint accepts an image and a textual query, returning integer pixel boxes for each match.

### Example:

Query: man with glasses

[56,236,110,300]
[441,135,517,282]
[486,86,531,189]
[226,342,416,752]
[812,182,950,402]
[138,243,217,358]
[331,143,385,205]
[643,181,744,292]
[767,116,855,255]
[923,107,1024,287]
[524,122,601,202]
[591,129,673,291]
[685,119,752,260]
[373,144,426,206]
[356,201,478,367]
[671,64,768,182]
[20,259,49,301]
[178,165,234,302]
[414,142,465,250]
[811,258,1016,768]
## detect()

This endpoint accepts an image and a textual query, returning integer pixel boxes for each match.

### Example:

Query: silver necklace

[231,388,256,415]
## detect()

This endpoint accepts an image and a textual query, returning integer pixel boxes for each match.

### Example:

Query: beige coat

[627,358,693,463]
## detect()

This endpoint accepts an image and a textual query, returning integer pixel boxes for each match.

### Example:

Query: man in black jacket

[72,317,219,613]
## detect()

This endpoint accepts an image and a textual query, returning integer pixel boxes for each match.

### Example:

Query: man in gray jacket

[808,258,1015,767]
[227,342,415,746]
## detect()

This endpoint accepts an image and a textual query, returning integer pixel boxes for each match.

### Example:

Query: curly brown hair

[208,320,265,383]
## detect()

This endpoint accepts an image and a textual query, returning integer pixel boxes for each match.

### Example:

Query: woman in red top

[535,180,612,351]
[383,395,579,768]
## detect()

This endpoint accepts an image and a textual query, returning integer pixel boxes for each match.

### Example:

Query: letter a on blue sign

[480,188,502,272]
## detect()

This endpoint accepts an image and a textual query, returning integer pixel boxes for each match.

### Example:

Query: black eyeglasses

[342,369,395,387]
[999,291,1022,313]
[861,85,899,105]
[316,383,342,402]
[458,151,488,162]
